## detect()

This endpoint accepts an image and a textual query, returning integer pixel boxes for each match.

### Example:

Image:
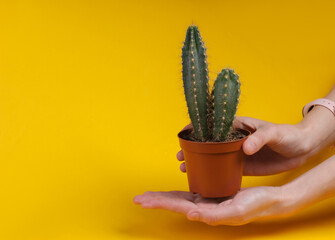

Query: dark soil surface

[180,129,247,142]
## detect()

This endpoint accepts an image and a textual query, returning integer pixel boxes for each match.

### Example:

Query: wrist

[277,184,305,217]
[297,105,335,154]
[294,121,316,155]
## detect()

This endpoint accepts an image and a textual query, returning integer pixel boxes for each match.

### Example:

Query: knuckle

[144,198,162,208]
[234,205,246,218]
[204,214,219,226]
[298,137,311,154]
[266,125,279,137]
[205,218,218,226]
[141,200,153,208]
[262,125,282,143]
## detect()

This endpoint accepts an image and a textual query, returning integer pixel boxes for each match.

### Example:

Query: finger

[182,123,193,131]
[135,191,194,201]
[177,150,184,161]
[187,205,247,226]
[133,195,145,204]
[243,126,280,155]
[233,117,269,133]
[134,191,197,215]
[180,162,186,172]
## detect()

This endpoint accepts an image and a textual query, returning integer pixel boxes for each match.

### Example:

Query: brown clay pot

[178,128,251,198]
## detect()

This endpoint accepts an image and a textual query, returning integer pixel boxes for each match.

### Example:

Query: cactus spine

[181,25,241,142]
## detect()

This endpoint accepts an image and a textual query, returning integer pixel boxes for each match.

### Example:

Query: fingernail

[188,212,199,221]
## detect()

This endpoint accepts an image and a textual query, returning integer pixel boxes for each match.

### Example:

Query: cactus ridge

[206,89,215,140]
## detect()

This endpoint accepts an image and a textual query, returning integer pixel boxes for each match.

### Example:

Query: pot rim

[178,128,251,145]
[178,128,251,153]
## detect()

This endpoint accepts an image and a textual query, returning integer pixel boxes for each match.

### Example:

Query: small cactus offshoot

[181,25,241,142]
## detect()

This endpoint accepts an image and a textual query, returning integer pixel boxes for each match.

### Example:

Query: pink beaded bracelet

[302,98,335,117]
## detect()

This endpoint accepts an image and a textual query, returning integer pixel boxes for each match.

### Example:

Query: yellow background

[1,0,335,239]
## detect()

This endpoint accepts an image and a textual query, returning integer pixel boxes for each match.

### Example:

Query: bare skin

[177,117,315,176]
[134,85,335,226]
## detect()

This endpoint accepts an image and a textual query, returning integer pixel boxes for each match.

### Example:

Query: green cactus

[181,25,241,142]
[212,69,240,141]
[182,25,210,141]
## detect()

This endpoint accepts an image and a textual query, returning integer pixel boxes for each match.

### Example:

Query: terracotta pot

[178,128,251,198]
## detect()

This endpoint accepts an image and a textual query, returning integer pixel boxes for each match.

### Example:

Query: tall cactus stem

[182,25,210,141]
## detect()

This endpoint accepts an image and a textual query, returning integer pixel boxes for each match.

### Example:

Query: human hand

[177,117,314,175]
[133,186,294,226]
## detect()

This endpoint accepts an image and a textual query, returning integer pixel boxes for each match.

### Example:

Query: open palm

[134,186,288,226]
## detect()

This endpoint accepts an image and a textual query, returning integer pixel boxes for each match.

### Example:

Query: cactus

[181,25,241,142]
[212,69,240,141]
[182,25,210,141]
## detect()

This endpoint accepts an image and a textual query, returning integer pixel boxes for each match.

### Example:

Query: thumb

[182,123,193,131]
[243,126,279,155]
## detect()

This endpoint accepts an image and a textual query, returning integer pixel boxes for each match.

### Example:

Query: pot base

[191,188,241,198]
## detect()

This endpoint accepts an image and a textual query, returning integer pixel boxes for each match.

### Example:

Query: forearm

[297,85,335,154]
[281,154,335,215]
